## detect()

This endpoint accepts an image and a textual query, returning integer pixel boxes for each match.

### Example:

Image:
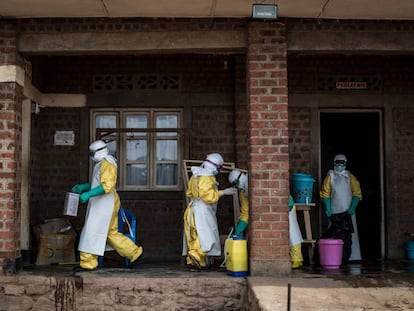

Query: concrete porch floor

[251,260,414,311]
[3,259,414,310]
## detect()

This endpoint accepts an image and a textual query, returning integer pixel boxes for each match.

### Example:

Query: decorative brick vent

[24,59,32,82]
[93,74,180,92]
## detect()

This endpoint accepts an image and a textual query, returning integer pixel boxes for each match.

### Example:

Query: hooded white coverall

[78,157,143,270]
[183,166,222,268]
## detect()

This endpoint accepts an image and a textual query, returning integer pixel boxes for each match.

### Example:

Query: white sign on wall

[54,131,75,146]
[336,81,367,89]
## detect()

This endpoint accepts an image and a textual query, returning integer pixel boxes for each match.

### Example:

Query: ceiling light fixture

[252,3,278,20]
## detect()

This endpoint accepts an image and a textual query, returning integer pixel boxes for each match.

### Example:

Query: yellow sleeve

[186,175,220,204]
[238,190,249,223]
[100,159,117,193]
[349,173,362,200]
[320,175,332,199]
[186,176,195,199]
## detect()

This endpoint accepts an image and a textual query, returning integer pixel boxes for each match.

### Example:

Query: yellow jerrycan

[225,234,248,277]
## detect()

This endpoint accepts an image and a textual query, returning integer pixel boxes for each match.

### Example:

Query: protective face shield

[89,140,108,162]
[203,153,224,175]
[334,154,347,173]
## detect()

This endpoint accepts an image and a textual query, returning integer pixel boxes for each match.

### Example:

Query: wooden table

[295,203,316,264]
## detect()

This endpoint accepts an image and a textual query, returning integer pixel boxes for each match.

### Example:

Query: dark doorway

[320,111,382,260]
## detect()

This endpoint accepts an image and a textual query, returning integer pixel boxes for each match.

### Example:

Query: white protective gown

[329,170,361,261]
[289,205,304,247]
[182,166,221,257]
[78,157,116,256]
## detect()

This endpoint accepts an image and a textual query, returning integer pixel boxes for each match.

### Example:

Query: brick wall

[0,21,24,265]
[29,108,82,226]
[391,108,414,253]
[234,55,249,169]
[287,54,414,94]
[288,107,312,174]
[247,21,290,275]
[31,54,235,94]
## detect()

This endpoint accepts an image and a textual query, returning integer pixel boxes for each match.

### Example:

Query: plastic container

[291,173,315,203]
[318,239,343,269]
[407,240,414,260]
[226,235,248,277]
[63,192,79,216]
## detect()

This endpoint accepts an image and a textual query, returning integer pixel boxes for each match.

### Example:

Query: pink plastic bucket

[318,239,343,269]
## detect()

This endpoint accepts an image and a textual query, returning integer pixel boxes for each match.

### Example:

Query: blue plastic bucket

[291,173,315,203]
[407,240,414,260]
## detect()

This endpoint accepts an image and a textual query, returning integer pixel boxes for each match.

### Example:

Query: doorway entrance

[320,111,383,260]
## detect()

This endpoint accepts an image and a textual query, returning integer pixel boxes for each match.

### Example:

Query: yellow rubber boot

[290,243,303,269]
[80,252,99,270]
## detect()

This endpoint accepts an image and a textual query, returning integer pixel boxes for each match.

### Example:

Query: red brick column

[0,21,23,269]
[247,21,290,275]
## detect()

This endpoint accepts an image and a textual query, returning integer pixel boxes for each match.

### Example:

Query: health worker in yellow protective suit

[72,140,143,271]
[228,169,249,236]
[320,154,362,263]
[183,153,237,269]
[289,195,304,269]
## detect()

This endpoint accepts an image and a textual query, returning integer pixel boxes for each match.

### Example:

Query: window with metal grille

[91,108,185,191]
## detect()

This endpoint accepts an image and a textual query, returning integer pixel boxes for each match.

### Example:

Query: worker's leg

[107,206,143,263]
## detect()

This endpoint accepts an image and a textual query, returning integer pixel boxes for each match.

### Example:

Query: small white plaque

[54,131,75,146]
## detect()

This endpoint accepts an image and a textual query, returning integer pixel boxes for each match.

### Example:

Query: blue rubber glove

[234,220,248,236]
[71,183,91,194]
[323,198,332,217]
[348,196,360,215]
[80,185,105,203]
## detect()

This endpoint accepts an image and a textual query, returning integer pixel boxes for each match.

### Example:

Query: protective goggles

[89,146,106,157]
[205,159,222,171]
[231,172,243,187]
[334,160,346,165]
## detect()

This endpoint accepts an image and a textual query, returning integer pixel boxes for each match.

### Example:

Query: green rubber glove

[234,220,248,236]
[323,198,332,217]
[80,185,105,203]
[71,183,91,194]
[288,195,295,211]
[348,196,360,215]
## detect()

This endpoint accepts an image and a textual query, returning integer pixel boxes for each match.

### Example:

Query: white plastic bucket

[63,192,79,216]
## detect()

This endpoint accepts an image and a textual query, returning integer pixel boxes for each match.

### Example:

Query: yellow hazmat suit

[238,191,249,226]
[77,157,143,270]
[183,153,236,269]
[183,173,222,268]
[228,170,249,236]
[289,195,304,269]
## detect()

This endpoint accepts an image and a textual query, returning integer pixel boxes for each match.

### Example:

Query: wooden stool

[295,203,316,264]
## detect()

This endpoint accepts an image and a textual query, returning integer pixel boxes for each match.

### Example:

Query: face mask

[334,164,345,173]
